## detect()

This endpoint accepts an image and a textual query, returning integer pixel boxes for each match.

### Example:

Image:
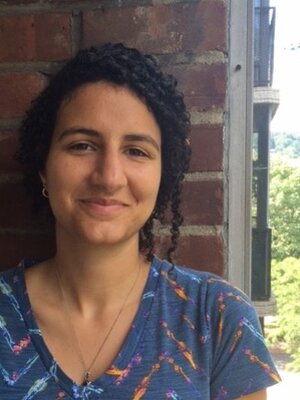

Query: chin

[77,228,139,248]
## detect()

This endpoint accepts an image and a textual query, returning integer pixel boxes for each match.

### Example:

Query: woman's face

[40,82,162,248]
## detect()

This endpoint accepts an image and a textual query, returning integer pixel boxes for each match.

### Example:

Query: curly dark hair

[16,43,191,261]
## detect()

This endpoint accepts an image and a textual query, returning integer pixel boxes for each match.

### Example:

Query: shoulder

[0,259,39,301]
[154,256,251,307]
[153,257,260,342]
[0,263,27,309]
[154,256,223,285]
[0,264,21,287]
[0,259,41,281]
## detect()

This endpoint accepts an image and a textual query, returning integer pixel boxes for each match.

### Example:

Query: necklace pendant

[83,371,91,386]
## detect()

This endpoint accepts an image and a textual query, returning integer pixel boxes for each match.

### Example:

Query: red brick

[83,2,226,54]
[0,14,72,62]
[189,125,223,172]
[0,232,55,271]
[182,180,223,225]
[51,0,85,1]
[156,234,224,276]
[0,131,20,173]
[0,0,87,2]
[0,72,45,118]
[198,1,227,52]
[177,235,224,275]
[166,64,226,111]
[0,1,40,4]
[0,182,46,229]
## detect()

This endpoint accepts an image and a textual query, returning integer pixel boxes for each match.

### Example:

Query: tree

[268,257,300,372]
[271,132,300,159]
[267,153,300,372]
[269,159,300,261]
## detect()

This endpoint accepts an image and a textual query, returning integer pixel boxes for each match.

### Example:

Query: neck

[48,231,148,316]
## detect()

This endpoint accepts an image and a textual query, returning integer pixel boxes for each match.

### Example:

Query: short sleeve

[206,278,281,399]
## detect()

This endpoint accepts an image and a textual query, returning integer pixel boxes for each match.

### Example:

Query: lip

[79,198,128,215]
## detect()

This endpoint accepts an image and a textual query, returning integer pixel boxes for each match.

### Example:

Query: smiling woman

[0,43,280,399]
[42,82,162,248]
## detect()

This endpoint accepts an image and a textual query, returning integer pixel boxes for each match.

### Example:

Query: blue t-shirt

[0,257,280,399]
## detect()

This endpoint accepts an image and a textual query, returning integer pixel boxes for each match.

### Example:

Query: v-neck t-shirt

[0,257,280,399]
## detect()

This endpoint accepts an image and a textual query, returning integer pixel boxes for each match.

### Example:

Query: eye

[127,147,149,157]
[68,142,95,152]
[126,147,148,158]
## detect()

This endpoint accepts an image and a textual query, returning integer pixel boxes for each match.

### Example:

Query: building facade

[0,1,273,305]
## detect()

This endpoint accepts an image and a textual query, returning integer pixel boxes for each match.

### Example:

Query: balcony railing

[254,7,276,87]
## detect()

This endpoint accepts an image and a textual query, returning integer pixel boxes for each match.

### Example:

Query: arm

[236,389,267,400]
[208,278,280,399]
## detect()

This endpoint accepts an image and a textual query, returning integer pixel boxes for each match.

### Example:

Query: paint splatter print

[0,257,280,399]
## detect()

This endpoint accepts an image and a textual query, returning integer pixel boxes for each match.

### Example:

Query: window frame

[225,0,254,296]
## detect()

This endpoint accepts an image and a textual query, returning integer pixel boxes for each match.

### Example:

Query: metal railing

[254,7,276,87]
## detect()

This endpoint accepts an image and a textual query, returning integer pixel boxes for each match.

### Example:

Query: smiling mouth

[79,198,128,215]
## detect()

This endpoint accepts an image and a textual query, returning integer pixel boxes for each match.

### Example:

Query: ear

[39,171,46,186]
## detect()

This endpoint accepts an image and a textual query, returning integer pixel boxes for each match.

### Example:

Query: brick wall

[0,0,227,274]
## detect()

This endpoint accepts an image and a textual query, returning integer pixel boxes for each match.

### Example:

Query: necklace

[55,261,141,386]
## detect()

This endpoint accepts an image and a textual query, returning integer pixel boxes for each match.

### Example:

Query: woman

[0,43,279,399]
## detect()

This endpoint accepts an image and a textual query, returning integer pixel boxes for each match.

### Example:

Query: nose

[91,147,127,192]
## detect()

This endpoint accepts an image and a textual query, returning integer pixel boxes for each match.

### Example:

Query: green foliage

[271,132,300,159]
[268,258,300,372]
[268,159,300,370]
[269,159,300,260]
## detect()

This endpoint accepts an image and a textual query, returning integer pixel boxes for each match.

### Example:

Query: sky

[269,0,300,134]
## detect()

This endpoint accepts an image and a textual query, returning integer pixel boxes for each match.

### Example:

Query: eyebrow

[57,127,98,141]
[125,134,160,151]
[57,127,161,151]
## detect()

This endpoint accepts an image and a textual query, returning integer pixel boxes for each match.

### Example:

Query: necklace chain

[55,261,141,386]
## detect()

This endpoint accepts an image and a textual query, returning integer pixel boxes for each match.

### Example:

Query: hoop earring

[42,185,49,198]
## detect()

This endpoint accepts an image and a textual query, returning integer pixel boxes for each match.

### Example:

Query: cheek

[152,163,162,195]
[130,170,160,207]
[46,156,82,187]
[143,170,162,204]
[45,167,76,211]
